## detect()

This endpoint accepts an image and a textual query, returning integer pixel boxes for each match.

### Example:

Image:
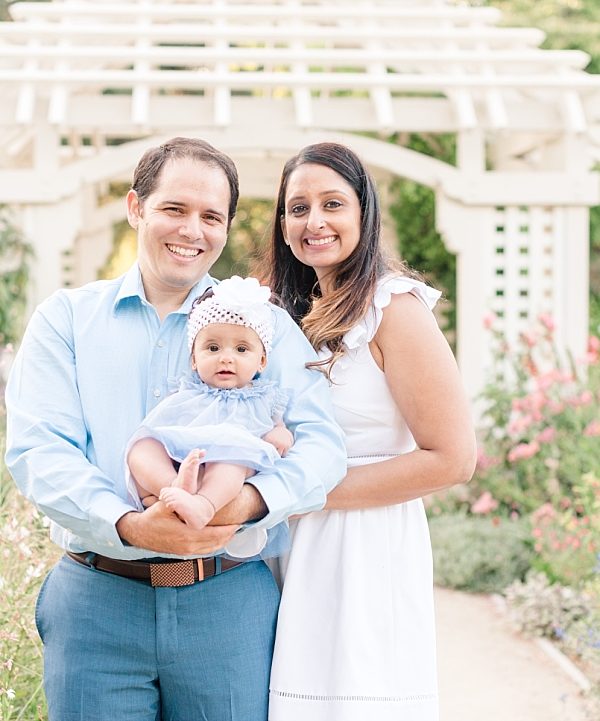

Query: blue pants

[35,554,280,721]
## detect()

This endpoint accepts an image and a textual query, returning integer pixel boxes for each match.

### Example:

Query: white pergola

[1,0,600,399]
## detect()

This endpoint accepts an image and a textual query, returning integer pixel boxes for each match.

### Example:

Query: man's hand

[116,500,238,556]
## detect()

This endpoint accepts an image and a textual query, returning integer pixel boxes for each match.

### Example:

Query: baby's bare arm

[262,423,294,457]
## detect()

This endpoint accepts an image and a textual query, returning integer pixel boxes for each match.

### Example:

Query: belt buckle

[149,560,200,587]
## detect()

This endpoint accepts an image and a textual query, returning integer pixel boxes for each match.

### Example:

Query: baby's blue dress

[127,374,290,474]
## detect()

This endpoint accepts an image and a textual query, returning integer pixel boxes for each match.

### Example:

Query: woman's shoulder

[344,274,441,347]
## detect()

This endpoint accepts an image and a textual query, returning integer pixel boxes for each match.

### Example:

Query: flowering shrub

[528,473,600,586]
[504,571,600,706]
[0,486,57,721]
[504,571,593,640]
[474,315,600,515]
[0,404,59,721]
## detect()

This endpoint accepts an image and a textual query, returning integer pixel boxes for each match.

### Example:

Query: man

[5,137,346,720]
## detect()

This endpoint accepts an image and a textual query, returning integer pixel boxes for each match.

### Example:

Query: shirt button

[157,340,165,348]
[153,388,161,398]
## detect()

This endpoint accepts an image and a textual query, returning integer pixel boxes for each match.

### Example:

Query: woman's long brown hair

[262,142,413,378]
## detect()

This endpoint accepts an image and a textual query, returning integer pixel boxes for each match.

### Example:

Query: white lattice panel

[488,205,566,347]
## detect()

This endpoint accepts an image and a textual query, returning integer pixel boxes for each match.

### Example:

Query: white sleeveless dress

[269,276,441,721]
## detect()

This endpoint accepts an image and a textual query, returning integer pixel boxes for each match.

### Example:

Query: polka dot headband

[187,276,273,355]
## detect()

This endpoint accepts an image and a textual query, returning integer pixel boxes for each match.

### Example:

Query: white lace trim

[270,690,438,703]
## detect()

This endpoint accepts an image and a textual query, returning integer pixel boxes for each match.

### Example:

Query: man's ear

[126,189,141,229]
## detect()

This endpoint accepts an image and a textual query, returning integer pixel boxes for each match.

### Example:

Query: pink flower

[476,447,498,471]
[471,491,499,515]
[584,420,600,437]
[532,502,556,522]
[548,400,565,415]
[526,390,548,412]
[520,331,537,348]
[536,426,557,444]
[508,414,534,435]
[569,390,594,407]
[535,369,566,391]
[483,313,497,330]
[538,314,556,333]
[508,440,540,462]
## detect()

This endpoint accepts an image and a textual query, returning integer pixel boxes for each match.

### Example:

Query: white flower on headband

[213,276,271,311]
[187,276,274,355]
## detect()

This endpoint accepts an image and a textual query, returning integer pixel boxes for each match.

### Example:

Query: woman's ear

[280,215,290,246]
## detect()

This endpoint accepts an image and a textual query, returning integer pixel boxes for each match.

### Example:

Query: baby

[126,276,293,541]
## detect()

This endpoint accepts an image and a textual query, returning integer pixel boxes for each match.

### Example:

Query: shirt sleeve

[4,293,135,552]
[245,307,347,529]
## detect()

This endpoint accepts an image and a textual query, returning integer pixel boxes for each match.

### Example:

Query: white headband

[187,276,273,355]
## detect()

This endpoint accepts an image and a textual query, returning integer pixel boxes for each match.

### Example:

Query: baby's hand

[262,424,294,457]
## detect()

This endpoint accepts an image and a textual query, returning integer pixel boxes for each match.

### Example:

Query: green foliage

[387,134,457,334]
[480,0,600,68]
[0,0,50,22]
[429,513,534,593]
[211,198,273,280]
[0,208,33,347]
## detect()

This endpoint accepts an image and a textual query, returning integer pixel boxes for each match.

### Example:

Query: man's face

[126,157,231,303]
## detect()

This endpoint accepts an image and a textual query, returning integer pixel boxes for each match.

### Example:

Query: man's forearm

[211,483,267,525]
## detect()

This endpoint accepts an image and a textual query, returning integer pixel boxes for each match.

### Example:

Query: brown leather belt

[67,551,244,588]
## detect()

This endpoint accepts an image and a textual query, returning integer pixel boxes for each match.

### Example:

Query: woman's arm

[325,292,477,511]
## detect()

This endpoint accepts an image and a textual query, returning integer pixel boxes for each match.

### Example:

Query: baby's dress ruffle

[125,375,290,506]
[328,275,441,384]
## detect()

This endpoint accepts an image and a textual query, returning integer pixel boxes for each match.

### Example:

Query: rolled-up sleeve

[5,292,134,552]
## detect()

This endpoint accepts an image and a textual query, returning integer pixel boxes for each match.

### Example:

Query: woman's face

[281,163,361,293]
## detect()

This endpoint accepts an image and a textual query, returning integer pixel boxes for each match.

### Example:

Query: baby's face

[192,323,267,389]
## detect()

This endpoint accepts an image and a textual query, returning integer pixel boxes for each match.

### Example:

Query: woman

[266,142,477,721]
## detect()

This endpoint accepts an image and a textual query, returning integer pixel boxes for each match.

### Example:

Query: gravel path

[435,586,592,721]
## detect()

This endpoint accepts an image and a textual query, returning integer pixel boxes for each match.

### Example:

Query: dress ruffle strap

[344,275,441,348]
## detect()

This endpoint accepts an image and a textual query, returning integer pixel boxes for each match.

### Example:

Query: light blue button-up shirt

[5,264,346,560]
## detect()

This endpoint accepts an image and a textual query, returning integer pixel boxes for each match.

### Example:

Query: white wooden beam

[4,68,600,92]
[11,2,503,24]
[0,45,589,71]
[0,22,547,46]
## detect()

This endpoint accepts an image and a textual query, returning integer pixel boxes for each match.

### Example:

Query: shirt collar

[113,262,216,316]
